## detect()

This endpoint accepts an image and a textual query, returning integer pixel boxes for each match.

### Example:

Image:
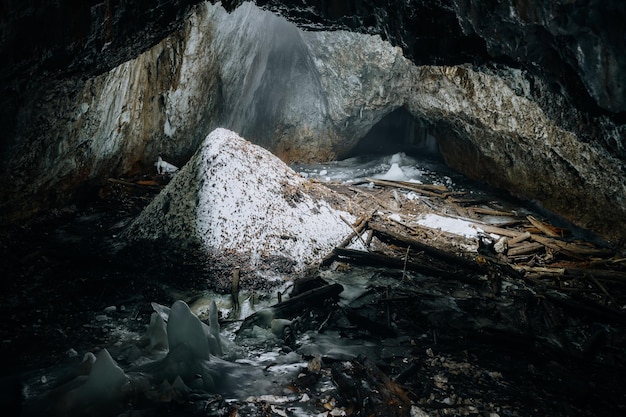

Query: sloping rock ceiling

[0,0,625,245]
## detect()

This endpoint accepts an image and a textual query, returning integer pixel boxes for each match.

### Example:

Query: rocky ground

[1,172,625,416]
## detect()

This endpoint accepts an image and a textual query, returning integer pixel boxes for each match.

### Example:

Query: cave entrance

[348,107,442,160]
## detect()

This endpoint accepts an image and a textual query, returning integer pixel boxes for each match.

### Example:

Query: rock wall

[0,2,413,220]
[407,65,626,244]
[256,0,626,115]
[0,1,625,246]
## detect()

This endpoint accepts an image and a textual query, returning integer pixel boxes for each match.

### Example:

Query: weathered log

[320,211,374,267]
[508,231,532,245]
[515,266,565,276]
[368,222,486,274]
[332,247,482,284]
[507,242,544,256]
[531,235,614,259]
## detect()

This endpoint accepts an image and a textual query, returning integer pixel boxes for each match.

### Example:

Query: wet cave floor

[1,163,626,417]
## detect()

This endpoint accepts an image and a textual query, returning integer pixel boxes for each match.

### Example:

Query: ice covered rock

[125,128,358,284]
[148,301,229,357]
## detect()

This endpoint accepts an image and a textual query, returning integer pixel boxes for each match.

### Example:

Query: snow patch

[416,213,482,239]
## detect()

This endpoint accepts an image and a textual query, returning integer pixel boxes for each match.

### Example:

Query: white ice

[416,213,483,238]
[154,156,179,175]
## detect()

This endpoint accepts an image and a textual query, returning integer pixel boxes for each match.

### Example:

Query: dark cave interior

[349,107,443,160]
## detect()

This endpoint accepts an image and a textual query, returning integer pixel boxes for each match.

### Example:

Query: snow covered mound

[126,128,356,279]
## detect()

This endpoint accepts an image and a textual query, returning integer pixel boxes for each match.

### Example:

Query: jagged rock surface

[256,0,626,114]
[1,1,625,246]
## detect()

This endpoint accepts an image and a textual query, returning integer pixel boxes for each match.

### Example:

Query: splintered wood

[322,178,626,316]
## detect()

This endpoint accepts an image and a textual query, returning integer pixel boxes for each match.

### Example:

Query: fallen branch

[531,235,614,259]
[340,215,369,249]
[368,222,486,273]
[320,211,374,267]
[332,247,482,284]
[527,215,562,237]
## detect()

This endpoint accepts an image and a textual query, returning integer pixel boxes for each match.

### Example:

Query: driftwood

[321,178,624,315]
[508,231,532,245]
[507,242,544,256]
[320,211,374,267]
[469,207,515,217]
[527,215,563,237]
[368,222,486,273]
[531,235,614,259]
[332,247,482,284]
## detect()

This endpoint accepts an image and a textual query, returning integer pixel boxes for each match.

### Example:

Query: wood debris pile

[322,177,626,319]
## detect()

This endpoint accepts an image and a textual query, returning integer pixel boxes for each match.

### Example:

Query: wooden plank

[508,231,532,245]
[531,235,614,258]
[527,215,562,237]
[507,242,544,256]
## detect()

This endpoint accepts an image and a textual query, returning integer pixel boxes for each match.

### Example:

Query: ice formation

[23,349,128,417]
[140,312,169,352]
[154,156,179,175]
[167,300,210,361]
[24,299,232,415]
[376,162,407,181]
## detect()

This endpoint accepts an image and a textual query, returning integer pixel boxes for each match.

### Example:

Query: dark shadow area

[349,107,443,160]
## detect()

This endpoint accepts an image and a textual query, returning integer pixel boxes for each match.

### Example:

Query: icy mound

[126,128,356,276]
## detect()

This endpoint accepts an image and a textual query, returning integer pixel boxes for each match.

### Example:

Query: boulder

[125,128,358,285]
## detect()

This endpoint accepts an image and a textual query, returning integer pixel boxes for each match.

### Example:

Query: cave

[348,107,443,160]
[1,1,626,417]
